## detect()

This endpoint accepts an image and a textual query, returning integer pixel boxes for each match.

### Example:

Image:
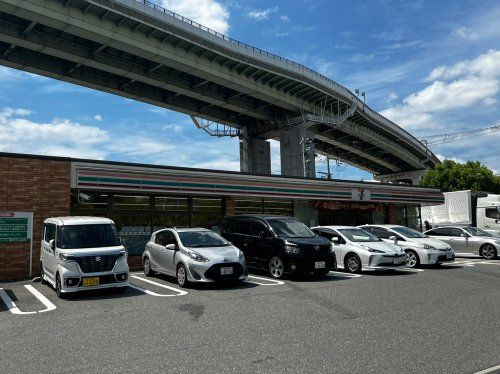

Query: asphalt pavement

[0,257,499,374]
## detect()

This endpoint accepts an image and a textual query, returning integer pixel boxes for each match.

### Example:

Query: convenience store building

[0,152,444,281]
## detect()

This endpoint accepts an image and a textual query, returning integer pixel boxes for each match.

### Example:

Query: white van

[40,217,129,297]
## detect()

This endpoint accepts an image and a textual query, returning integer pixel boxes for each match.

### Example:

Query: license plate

[220,267,233,275]
[82,277,99,287]
[447,252,453,259]
[315,261,326,269]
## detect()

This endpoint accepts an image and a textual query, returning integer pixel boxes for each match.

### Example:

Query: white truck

[421,190,500,236]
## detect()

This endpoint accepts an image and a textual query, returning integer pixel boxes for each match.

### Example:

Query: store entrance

[318,209,372,226]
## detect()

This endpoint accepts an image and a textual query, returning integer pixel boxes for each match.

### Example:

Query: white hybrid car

[361,225,455,268]
[40,217,129,298]
[312,226,406,273]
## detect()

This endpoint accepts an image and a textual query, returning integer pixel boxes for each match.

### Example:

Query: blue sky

[0,0,499,179]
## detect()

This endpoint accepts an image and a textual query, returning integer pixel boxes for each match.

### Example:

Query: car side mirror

[460,233,469,238]
[260,230,273,239]
[49,239,55,251]
[331,237,340,244]
[165,244,177,251]
[389,236,398,244]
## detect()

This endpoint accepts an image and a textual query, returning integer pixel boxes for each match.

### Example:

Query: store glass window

[192,198,222,213]
[113,195,150,210]
[155,197,188,212]
[191,213,223,233]
[111,213,151,255]
[153,214,189,231]
[263,199,293,216]
[71,191,109,211]
[235,198,263,215]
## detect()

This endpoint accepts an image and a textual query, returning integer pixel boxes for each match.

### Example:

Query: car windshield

[464,227,493,237]
[58,224,121,249]
[268,218,315,238]
[391,226,428,238]
[178,231,229,248]
[338,228,381,242]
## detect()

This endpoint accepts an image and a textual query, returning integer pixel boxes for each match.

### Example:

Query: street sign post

[0,212,34,277]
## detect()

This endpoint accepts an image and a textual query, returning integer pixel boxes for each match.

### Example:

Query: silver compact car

[424,226,499,259]
[361,224,455,267]
[143,228,247,287]
[312,226,406,273]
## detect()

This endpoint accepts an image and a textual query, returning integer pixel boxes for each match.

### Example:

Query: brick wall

[0,156,70,281]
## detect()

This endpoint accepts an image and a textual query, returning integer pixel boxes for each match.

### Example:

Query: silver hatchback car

[424,226,499,259]
[142,228,247,287]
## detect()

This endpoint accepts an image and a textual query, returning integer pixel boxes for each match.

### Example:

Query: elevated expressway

[0,0,440,183]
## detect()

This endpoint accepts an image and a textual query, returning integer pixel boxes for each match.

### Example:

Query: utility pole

[326,157,331,180]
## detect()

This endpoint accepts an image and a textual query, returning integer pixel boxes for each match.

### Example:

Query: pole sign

[0,212,33,243]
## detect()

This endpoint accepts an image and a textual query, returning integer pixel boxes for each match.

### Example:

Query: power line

[420,123,500,146]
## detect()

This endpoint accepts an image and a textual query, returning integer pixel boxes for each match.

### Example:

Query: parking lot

[1,256,499,374]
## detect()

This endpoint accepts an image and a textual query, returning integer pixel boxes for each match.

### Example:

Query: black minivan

[221,215,336,279]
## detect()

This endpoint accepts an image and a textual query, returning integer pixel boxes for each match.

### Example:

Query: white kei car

[360,225,455,268]
[311,226,406,273]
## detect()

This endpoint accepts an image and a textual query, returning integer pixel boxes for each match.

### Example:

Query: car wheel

[143,256,152,277]
[177,264,189,288]
[268,256,285,279]
[55,274,64,299]
[406,250,420,268]
[40,262,46,285]
[480,244,497,260]
[345,254,361,273]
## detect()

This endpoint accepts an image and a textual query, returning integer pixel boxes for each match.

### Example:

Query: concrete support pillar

[374,169,427,185]
[239,135,271,174]
[280,126,316,178]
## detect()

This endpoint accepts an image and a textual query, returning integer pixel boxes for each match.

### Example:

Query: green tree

[419,160,500,193]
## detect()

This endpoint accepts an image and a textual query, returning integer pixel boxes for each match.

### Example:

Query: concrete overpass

[0,0,440,183]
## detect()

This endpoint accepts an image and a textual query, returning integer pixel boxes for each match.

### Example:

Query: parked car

[221,215,335,279]
[424,226,499,259]
[143,227,247,287]
[40,217,129,298]
[312,226,406,273]
[361,224,455,268]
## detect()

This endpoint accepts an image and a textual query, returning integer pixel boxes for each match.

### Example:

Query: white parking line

[24,285,56,313]
[474,363,500,374]
[397,267,424,272]
[246,275,285,285]
[130,275,188,296]
[327,271,362,278]
[0,288,36,315]
[0,285,57,315]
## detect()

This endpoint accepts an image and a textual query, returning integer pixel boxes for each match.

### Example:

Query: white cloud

[386,92,398,104]
[0,109,108,159]
[162,124,183,133]
[280,15,290,22]
[381,49,500,131]
[158,0,230,34]
[450,26,479,41]
[94,114,103,121]
[248,7,278,21]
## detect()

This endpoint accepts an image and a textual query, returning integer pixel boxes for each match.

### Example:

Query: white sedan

[361,224,455,268]
[311,226,406,273]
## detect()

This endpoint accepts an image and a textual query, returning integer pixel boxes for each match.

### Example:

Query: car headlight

[423,244,436,250]
[59,253,75,262]
[116,250,127,260]
[285,245,300,254]
[239,250,245,261]
[362,245,384,253]
[187,251,210,262]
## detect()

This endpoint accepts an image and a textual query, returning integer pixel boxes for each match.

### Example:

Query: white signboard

[351,188,371,201]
